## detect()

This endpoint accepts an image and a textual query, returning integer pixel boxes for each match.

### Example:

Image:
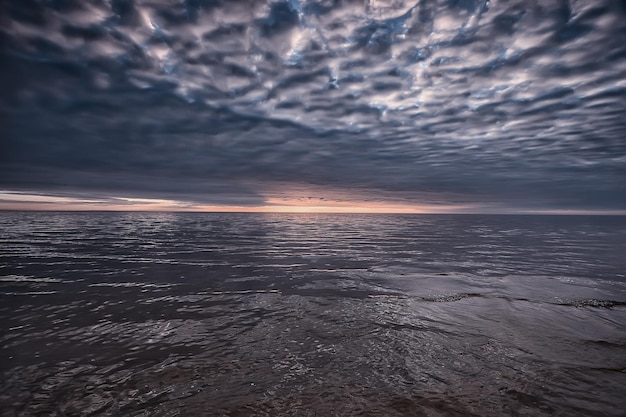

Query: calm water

[1,212,626,416]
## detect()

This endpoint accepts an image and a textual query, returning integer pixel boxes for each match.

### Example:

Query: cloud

[1,0,625,211]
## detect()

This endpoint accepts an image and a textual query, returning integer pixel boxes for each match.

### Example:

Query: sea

[1,212,625,416]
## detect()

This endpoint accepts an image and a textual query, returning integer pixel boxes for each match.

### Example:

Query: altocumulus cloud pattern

[1,0,625,211]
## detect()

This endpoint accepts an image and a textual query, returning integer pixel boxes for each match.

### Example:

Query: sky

[1,0,625,213]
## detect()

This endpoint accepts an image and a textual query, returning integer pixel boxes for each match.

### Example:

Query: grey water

[1,212,626,416]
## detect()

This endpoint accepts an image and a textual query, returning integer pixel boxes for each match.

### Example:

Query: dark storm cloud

[1,0,625,209]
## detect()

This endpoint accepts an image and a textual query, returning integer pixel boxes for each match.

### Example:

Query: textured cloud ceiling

[1,0,625,211]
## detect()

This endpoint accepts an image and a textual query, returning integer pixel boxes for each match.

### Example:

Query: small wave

[382,291,626,308]
[206,289,281,295]
[1,291,58,295]
[88,282,176,289]
[368,294,409,299]
[0,275,65,283]
[585,340,625,348]
[419,293,484,303]
[550,298,626,309]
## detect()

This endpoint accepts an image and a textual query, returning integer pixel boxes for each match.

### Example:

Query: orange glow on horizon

[0,202,463,214]
[1,192,625,215]
[0,191,467,213]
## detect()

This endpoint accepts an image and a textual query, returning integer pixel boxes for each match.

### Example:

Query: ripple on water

[1,213,626,415]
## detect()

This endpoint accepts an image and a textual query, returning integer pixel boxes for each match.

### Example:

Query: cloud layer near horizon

[1,0,625,211]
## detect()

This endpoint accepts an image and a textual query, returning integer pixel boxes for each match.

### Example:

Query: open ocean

[1,212,625,416]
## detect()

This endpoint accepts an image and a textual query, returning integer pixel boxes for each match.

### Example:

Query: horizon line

[1,208,625,216]
[1,191,625,216]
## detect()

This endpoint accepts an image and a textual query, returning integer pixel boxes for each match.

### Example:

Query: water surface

[1,212,626,416]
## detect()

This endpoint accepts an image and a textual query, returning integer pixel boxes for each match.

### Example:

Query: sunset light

[2,1,625,415]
